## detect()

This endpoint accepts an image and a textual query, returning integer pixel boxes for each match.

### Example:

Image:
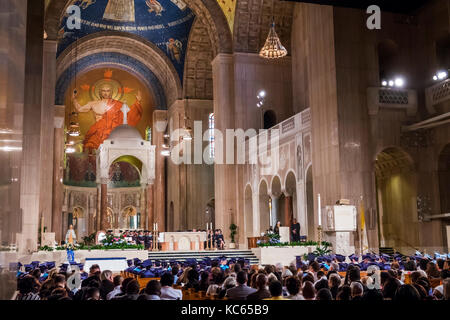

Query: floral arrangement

[257,239,332,248]
[39,234,143,251]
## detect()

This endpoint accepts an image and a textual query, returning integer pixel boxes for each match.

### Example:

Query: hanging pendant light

[259,21,287,59]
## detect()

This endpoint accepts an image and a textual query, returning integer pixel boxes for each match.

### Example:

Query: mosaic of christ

[66,68,154,151]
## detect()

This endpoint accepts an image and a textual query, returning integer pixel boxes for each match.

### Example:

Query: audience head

[126,280,140,295]
[309,261,320,273]
[316,288,332,301]
[286,276,301,296]
[350,282,363,298]
[382,277,401,300]
[336,285,351,301]
[329,273,341,288]
[268,280,283,298]
[89,264,101,276]
[348,267,361,283]
[160,272,174,287]
[302,281,316,300]
[255,273,268,290]
[100,270,113,282]
[236,271,248,285]
[145,280,161,297]
[233,263,242,274]
[394,284,421,302]
[362,289,384,301]
[120,277,134,294]
[85,287,100,300]
[18,276,38,295]
[113,275,123,287]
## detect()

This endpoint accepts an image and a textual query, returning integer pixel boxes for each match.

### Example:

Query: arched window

[263,110,277,129]
[208,113,215,159]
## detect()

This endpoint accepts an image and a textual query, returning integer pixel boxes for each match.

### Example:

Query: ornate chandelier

[259,21,287,59]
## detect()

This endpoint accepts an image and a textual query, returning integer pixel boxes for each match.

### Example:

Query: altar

[159,232,207,251]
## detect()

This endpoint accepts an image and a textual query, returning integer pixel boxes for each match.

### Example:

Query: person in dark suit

[274,221,281,235]
[290,219,301,242]
[99,270,115,300]
[216,229,225,250]
[247,274,271,300]
[226,271,256,300]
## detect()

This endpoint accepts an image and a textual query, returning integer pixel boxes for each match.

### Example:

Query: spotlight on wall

[432,70,448,81]
[394,77,404,87]
[257,90,266,99]
[381,80,387,87]
[388,80,394,87]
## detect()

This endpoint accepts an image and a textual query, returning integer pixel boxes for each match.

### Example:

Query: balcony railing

[367,87,417,116]
[246,108,311,160]
[425,78,450,114]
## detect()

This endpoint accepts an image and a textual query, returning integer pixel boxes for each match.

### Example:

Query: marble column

[146,182,154,230]
[211,54,236,243]
[285,195,293,227]
[17,0,45,253]
[39,40,57,233]
[96,185,101,231]
[0,0,27,247]
[153,110,166,231]
[51,105,65,242]
[100,183,108,230]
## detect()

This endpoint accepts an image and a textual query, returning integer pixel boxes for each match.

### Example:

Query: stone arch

[244,184,254,239]
[109,155,143,184]
[270,175,282,228]
[44,0,232,56]
[184,17,214,99]
[375,147,419,253]
[120,205,139,230]
[56,32,179,106]
[233,0,294,53]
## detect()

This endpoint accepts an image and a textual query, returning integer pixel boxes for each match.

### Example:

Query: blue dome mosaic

[57,0,196,81]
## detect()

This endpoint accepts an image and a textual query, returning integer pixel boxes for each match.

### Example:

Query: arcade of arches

[0,0,450,256]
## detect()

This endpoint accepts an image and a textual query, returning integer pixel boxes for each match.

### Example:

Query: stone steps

[147,249,260,264]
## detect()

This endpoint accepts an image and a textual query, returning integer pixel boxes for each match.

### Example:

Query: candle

[318,194,322,226]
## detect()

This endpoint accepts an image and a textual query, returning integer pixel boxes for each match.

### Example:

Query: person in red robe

[72,84,143,151]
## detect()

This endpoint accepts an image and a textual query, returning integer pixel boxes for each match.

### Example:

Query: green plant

[313,242,332,256]
[82,233,96,246]
[229,224,237,243]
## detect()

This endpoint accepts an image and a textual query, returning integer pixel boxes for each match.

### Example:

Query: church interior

[0,0,449,266]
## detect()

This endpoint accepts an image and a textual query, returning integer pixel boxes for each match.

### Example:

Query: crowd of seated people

[10,252,450,301]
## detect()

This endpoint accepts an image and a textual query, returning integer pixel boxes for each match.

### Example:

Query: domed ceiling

[57,0,196,81]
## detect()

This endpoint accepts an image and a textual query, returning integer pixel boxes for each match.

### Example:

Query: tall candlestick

[318,194,322,226]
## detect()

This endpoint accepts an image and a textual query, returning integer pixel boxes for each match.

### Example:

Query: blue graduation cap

[335,254,346,263]
[127,259,133,267]
[31,261,40,267]
[338,263,348,272]
[316,256,325,263]
[348,254,359,262]
[307,253,316,262]
[381,254,390,261]
[24,264,34,272]
[424,254,432,260]
[39,264,48,273]
[142,259,152,269]
[46,261,56,269]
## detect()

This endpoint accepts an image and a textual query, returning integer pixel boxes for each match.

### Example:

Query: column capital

[211,53,234,67]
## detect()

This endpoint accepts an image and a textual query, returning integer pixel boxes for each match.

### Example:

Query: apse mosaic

[64,67,154,151]
[57,0,195,81]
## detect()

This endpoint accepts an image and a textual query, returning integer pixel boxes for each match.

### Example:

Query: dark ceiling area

[282,0,431,14]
